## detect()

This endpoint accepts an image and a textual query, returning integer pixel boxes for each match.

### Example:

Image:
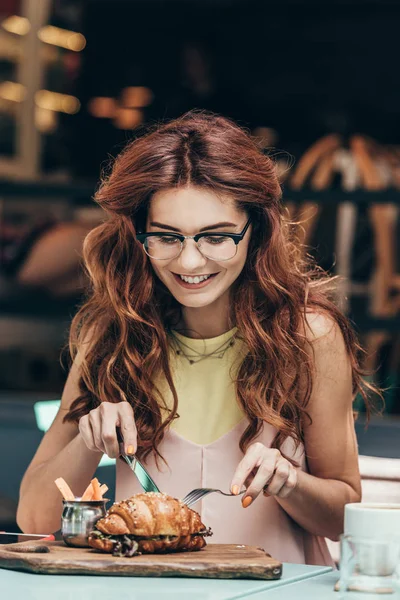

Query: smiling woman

[17,111,375,565]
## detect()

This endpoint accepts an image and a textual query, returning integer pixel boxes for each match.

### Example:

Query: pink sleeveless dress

[115,330,334,567]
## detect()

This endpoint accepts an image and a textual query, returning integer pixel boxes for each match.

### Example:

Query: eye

[157,235,180,245]
[202,235,228,245]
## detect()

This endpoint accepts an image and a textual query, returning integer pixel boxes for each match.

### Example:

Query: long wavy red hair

[64,110,373,462]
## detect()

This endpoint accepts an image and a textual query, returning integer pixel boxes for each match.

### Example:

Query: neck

[179,292,232,339]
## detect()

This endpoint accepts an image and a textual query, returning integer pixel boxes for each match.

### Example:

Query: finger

[96,404,120,458]
[100,421,120,458]
[277,465,298,499]
[89,410,104,452]
[230,443,265,494]
[263,460,291,496]
[244,468,258,489]
[78,414,98,452]
[242,457,277,505]
[118,403,137,455]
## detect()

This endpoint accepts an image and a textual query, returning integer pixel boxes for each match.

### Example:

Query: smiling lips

[173,272,218,289]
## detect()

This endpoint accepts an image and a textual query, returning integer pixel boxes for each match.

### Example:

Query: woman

[17,111,370,565]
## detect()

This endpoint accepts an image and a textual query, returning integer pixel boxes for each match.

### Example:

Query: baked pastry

[88,492,212,556]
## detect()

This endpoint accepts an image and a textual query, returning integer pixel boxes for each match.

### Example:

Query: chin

[172,292,218,308]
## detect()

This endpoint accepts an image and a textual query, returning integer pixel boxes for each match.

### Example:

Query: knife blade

[116,427,160,493]
[119,453,161,493]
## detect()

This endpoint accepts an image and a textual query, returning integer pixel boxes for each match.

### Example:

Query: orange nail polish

[242,496,253,508]
[231,485,240,496]
[126,445,135,455]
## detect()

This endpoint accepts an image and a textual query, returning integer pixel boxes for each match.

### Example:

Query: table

[0,563,332,600]
[240,570,400,599]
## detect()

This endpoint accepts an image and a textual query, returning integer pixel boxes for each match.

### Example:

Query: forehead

[148,186,244,230]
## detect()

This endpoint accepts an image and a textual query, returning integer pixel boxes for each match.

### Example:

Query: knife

[116,427,160,493]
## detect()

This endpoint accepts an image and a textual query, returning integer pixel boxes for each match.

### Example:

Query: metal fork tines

[182,487,246,507]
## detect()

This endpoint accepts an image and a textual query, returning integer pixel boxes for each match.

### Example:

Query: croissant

[88,492,212,556]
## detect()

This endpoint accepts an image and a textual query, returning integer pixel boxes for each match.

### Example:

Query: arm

[17,355,103,534]
[17,347,138,535]
[277,313,361,540]
[231,313,361,541]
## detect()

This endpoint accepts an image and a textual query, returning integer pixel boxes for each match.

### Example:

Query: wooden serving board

[0,540,282,580]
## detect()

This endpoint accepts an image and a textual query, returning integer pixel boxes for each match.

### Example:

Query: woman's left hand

[230,443,298,508]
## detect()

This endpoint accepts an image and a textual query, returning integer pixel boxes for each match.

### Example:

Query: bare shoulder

[302,309,344,348]
[299,309,351,378]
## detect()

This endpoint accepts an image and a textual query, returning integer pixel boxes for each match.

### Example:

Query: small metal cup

[61,499,108,548]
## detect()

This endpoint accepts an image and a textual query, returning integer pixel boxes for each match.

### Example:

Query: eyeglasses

[136,218,251,261]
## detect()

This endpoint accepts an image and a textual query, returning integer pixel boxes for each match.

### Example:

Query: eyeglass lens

[144,235,237,261]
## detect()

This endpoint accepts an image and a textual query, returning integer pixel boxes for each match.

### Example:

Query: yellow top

[156,327,247,445]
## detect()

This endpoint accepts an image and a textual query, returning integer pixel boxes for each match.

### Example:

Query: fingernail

[126,445,135,455]
[231,485,239,496]
[242,496,253,508]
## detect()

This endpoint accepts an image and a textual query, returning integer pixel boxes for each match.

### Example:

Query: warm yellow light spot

[35,106,58,133]
[38,25,86,52]
[88,97,117,118]
[35,90,81,114]
[2,15,31,36]
[121,87,153,108]
[114,108,143,130]
[66,32,86,51]
[61,96,78,113]
[0,81,26,102]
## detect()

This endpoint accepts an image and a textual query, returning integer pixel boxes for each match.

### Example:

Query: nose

[178,239,207,271]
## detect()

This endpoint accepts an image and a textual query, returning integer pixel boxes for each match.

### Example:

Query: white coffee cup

[344,503,400,540]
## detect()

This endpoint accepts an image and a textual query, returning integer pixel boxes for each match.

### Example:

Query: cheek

[224,245,248,278]
[148,260,166,282]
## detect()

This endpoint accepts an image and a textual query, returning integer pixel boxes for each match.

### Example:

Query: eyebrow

[149,221,238,233]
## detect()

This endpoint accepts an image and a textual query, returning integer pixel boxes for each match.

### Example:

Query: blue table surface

[240,570,400,600]
[0,563,333,600]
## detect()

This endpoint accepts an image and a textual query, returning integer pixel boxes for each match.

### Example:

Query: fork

[181,487,246,507]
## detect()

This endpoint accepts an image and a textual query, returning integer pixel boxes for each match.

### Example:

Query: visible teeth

[179,274,212,284]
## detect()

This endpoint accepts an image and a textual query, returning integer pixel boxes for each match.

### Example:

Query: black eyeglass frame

[136,217,252,260]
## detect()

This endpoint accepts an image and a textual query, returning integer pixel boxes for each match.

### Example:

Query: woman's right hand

[78,402,137,458]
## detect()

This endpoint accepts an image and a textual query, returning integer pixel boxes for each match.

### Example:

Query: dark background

[51,0,400,176]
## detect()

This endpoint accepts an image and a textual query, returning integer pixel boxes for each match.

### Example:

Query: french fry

[99,484,108,497]
[91,478,102,501]
[56,476,108,502]
[54,478,75,501]
[79,480,108,501]
[81,482,94,501]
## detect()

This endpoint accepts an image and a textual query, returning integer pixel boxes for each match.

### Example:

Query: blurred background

[1,0,400,536]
